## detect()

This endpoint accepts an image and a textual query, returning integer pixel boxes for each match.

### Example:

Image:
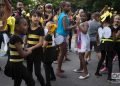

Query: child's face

[31,13,40,24]
[80,12,87,22]
[19,19,28,34]
[45,6,52,13]
[37,5,43,12]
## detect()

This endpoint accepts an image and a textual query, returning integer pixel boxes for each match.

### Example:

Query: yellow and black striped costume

[27,27,44,48]
[26,26,45,86]
[4,35,25,78]
[9,35,24,61]
[43,34,56,63]
[43,34,56,85]
[4,35,35,86]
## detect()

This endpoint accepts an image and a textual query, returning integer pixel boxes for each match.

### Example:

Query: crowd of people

[0,0,120,86]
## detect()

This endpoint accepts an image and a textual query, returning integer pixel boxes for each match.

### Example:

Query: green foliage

[11,0,33,8]
[11,0,120,12]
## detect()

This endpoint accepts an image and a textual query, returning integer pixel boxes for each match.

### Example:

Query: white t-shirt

[98,26,112,42]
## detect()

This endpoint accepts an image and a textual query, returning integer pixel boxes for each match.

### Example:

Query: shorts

[90,41,100,52]
[55,33,67,45]
[95,45,101,52]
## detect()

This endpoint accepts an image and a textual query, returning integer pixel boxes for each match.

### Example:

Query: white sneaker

[78,74,90,79]
[73,69,84,73]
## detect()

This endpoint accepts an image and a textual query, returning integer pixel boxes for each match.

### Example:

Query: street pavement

[0,51,120,86]
[0,36,120,86]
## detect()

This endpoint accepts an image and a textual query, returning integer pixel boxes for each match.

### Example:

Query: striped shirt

[9,35,24,60]
[27,27,44,47]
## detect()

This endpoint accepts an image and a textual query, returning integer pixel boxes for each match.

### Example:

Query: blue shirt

[56,12,69,37]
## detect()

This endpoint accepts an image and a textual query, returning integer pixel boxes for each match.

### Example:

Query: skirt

[43,47,56,63]
[4,61,26,79]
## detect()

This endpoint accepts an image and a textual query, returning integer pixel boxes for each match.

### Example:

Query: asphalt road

[0,36,120,86]
[0,51,120,86]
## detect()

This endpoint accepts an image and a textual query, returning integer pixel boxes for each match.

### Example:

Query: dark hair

[30,10,42,17]
[43,3,54,17]
[104,16,111,24]
[15,17,25,25]
[60,1,71,12]
[87,12,92,21]
[54,7,60,14]
[93,12,100,17]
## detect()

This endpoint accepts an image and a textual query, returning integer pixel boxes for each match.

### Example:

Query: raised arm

[4,0,12,19]
[63,16,77,30]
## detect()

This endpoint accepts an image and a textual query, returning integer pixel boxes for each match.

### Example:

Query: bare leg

[79,53,88,75]
[56,42,67,76]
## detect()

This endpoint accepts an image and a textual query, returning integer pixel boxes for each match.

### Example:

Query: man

[85,12,101,61]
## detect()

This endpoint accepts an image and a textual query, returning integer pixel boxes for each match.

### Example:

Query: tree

[11,0,120,13]
[11,0,34,8]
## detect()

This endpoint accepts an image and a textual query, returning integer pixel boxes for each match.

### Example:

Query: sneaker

[100,67,108,73]
[73,69,84,73]
[78,74,90,79]
[113,56,118,62]
[95,73,102,77]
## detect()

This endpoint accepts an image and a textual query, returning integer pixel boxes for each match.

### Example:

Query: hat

[100,11,112,22]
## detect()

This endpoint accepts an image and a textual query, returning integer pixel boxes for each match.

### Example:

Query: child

[4,17,35,86]
[43,22,57,86]
[74,12,90,79]
[95,16,116,82]
[26,10,45,86]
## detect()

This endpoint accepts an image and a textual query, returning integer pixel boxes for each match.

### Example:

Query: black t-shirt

[45,34,52,41]
[45,34,52,47]
[27,27,44,47]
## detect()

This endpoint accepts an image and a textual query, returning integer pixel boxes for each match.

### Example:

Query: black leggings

[44,62,56,85]
[96,50,114,79]
[96,50,107,74]
[14,65,35,86]
[107,51,114,79]
[68,31,72,50]
[26,53,45,86]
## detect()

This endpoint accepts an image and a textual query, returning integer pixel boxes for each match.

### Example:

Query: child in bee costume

[95,14,116,82]
[4,17,35,86]
[43,22,57,86]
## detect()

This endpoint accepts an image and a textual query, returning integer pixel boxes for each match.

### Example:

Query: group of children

[0,1,120,86]
[2,4,58,86]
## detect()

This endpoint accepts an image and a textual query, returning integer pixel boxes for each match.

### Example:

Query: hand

[25,48,32,54]
[76,22,80,27]
[75,18,80,26]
